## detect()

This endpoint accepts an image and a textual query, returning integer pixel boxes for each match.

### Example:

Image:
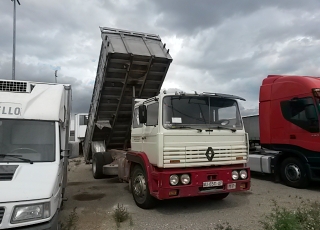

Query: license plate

[203,180,223,188]
[227,183,236,190]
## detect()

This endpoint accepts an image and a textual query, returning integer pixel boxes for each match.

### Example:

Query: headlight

[240,170,248,179]
[232,170,239,180]
[170,174,179,185]
[11,202,50,224]
[180,174,190,185]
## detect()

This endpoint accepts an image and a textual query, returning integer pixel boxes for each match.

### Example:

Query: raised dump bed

[83,27,172,162]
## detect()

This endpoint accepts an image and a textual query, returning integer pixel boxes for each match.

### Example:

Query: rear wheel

[92,152,105,179]
[208,193,229,200]
[131,165,157,209]
[280,157,309,188]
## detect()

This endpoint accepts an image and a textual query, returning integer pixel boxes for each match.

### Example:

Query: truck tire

[280,157,309,189]
[208,192,229,200]
[131,165,157,209]
[92,152,105,179]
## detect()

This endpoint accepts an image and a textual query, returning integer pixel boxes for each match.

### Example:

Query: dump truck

[244,75,320,189]
[0,79,72,229]
[83,27,251,209]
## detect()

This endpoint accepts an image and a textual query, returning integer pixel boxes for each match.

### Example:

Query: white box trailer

[0,79,72,229]
[242,115,259,145]
[243,115,279,175]
[74,113,88,143]
[70,113,88,157]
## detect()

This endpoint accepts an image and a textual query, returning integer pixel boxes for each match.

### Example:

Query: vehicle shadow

[250,171,276,182]
[119,179,252,214]
[153,191,251,215]
[250,171,320,192]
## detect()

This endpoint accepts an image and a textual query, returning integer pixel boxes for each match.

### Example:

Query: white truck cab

[131,90,249,168]
[0,79,72,229]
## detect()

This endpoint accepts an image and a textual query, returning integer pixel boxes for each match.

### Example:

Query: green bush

[112,203,130,228]
[260,199,320,230]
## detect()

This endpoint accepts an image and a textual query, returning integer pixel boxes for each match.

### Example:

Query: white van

[0,79,72,229]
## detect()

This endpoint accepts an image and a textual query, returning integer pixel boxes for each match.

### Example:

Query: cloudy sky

[1,0,320,117]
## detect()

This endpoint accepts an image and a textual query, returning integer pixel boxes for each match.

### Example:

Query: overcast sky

[1,0,320,117]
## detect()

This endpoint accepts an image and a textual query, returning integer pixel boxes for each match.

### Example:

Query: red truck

[244,75,320,188]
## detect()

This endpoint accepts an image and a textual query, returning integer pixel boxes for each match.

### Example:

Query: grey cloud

[0,60,92,115]
[1,0,320,119]
[152,0,320,36]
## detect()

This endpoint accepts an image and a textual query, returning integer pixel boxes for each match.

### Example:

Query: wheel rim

[285,163,301,182]
[133,173,147,203]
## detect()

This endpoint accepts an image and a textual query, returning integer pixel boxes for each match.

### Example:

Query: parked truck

[245,74,320,189]
[0,79,72,229]
[83,27,251,209]
[70,113,88,156]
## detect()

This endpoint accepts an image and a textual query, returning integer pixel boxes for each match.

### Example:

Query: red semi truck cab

[259,75,320,187]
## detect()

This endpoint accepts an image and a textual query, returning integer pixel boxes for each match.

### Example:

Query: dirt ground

[59,157,320,230]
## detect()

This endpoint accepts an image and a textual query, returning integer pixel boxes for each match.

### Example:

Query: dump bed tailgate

[83,27,172,162]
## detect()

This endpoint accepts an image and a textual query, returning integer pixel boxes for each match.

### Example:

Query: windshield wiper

[206,126,237,133]
[170,126,202,132]
[0,154,34,164]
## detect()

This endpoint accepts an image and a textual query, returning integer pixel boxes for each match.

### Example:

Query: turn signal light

[240,183,247,189]
[169,190,178,196]
[170,160,180,163]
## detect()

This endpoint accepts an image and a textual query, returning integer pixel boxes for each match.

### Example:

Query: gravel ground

[59,157,320,230]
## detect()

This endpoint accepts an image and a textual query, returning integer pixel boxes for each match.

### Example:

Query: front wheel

[280,157,309,189]
[131,165,157,209]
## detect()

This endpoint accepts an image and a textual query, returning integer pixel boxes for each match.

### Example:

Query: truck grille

[163,145,248,167]
[0,207,4,224]
[0,80,27,92]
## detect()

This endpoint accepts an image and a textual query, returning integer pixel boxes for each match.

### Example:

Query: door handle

[142,136,146,140]
[290,135,296,139]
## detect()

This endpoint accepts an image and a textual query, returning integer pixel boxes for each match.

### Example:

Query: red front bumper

[150,166,251,200]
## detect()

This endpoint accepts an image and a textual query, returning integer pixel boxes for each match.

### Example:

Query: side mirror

[139,105,147,124]
[60,149,70,159]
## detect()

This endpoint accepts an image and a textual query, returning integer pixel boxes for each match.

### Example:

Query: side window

[281,97,319,133]
[146,102,159,126]
[132,108,143,128]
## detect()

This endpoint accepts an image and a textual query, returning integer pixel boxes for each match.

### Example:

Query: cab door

[280,96,320,152]
[131,107,143,151]
[142,102,159,165]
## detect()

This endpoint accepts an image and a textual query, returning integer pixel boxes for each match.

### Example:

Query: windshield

[0,119,55,162]
[162,96,243,130]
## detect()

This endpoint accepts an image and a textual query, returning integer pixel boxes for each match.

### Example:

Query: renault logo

[205,147,215,161]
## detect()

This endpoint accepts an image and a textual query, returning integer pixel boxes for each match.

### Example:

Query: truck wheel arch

[275,150,308,169]
[126,151,153,192]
